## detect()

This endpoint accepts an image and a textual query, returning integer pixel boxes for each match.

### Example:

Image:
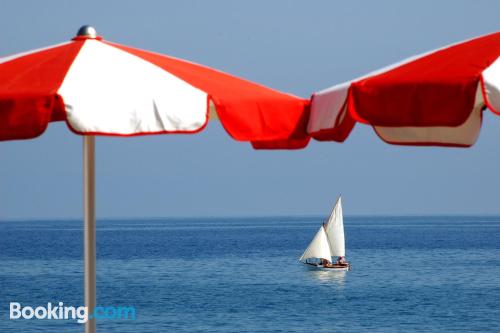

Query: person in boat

[336,256,349,266]
[321,258,334,268]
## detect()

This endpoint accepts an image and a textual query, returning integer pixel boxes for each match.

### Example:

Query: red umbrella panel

[308,32,500,147]
[0,27,310,148]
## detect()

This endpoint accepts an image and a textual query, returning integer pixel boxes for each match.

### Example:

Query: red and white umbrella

[308,32,500,147]
[0,26,309,333]
[0,25,309,148]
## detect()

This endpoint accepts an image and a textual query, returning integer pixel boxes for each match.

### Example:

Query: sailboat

[299,196,350,271]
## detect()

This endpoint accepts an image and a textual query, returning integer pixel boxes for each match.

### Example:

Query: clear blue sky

[1,0,499,219]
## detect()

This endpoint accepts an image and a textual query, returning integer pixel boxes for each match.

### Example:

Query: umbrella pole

[83,136,96,333]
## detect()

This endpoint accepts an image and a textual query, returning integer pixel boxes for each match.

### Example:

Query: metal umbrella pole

[83,136,96,333]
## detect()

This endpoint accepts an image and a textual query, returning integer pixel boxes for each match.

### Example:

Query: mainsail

[324,196,345,257]
[299,226,331,262]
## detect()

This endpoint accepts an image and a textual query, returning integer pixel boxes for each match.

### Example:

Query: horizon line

[1,213,500,222]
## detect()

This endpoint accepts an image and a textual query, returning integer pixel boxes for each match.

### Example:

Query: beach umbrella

[0,25,310,332]
[308,32,500,147]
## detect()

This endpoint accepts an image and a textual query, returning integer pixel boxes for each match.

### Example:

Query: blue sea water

[0,216,499,332]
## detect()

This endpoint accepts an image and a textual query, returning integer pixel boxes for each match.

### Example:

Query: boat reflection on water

[309,269,346,285]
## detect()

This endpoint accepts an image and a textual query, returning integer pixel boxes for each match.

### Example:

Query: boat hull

[303,262,350,271]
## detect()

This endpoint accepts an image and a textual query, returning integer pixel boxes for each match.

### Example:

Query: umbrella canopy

[308,31,500,147]
[0,26,310,333]
[0,26,310,148]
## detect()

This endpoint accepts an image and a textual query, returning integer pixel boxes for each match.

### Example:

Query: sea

[0,216,499,332]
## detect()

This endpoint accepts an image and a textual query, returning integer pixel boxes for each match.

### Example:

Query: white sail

[324,196,345,257]
[299,226,332,262]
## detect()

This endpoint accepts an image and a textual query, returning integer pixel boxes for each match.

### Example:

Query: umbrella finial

[76,25,97,38]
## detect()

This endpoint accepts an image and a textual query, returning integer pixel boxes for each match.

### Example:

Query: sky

[0,0,499,219]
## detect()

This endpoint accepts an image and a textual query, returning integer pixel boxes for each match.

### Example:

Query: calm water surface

[1,216,499,332]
